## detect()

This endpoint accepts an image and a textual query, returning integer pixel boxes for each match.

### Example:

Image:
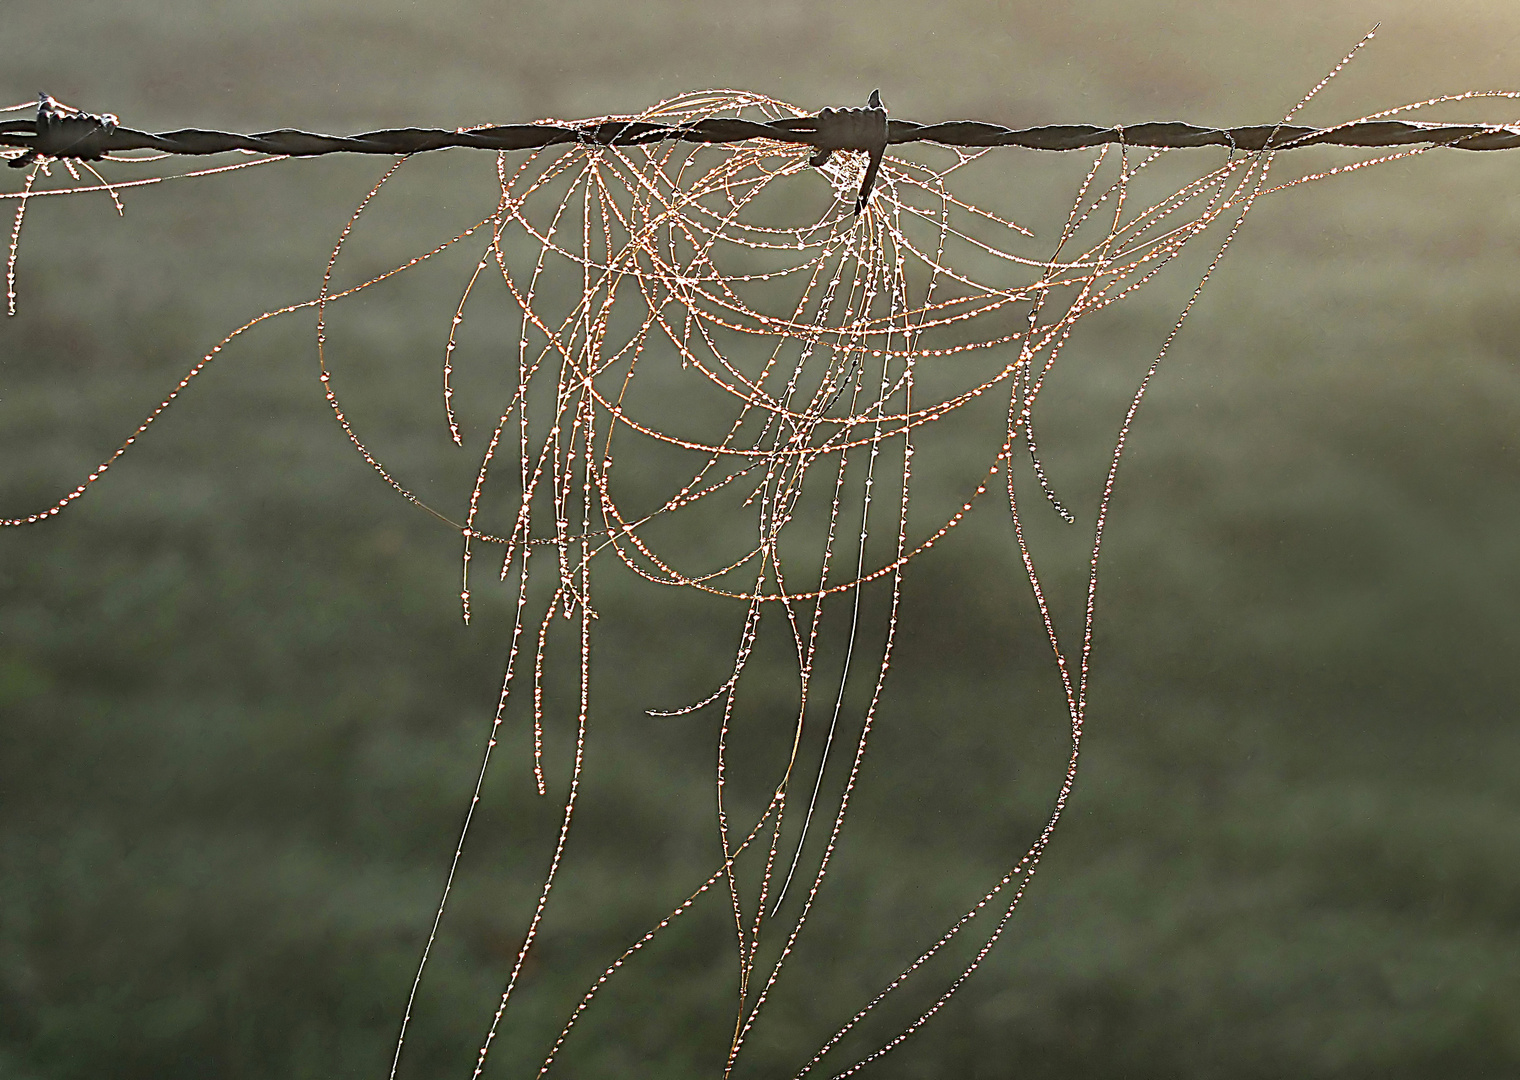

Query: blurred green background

[3,1,1520,1077]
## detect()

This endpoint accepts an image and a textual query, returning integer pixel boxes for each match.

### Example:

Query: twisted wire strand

[5,94,1520,166]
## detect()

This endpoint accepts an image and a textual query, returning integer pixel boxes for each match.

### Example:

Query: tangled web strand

[378,87,1281,1079]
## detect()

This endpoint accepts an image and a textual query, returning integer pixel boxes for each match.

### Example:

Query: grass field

[3,2,1519,1077]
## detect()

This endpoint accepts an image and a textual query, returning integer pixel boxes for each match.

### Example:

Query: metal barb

[805,90,889,214]
[7,94,118,169]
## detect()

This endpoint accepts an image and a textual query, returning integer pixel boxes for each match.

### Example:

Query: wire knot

[806,90,888,214]
[9,94,119,169]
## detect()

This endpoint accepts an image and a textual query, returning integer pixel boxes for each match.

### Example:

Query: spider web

[4,36,1514,1077]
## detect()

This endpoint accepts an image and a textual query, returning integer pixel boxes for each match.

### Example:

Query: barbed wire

[4,92,1520,213]
[9,91,1520,161]
[11,90,1520,164]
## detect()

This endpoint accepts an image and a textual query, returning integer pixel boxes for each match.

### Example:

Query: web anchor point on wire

[7,94,118,169]
[806,89,888,214]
